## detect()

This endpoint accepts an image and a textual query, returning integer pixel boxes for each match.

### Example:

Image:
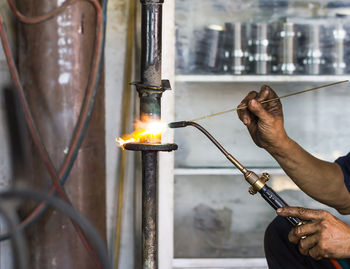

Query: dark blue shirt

[336,152,350,192]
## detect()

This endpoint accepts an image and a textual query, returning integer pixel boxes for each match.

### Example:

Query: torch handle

[259,184,302,227]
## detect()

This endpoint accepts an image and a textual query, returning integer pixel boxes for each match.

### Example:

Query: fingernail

[277,208,282,213]
[250,99,256,106]
[243,119,248,125]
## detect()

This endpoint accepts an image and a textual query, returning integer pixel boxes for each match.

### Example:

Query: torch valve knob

[248,186,256,195]
[261,173,270,182]
[248,172,270,195]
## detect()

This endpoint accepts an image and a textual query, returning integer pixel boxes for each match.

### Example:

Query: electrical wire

[0,205,28,269]
[113,0,137,267]
[0,0,105,230]
[4,0,108,232]
[0,188,111,269]
[0,0,108,267]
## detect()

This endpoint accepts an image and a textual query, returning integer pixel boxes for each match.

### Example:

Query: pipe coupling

[132,80,171,98]
[141,0,164,4]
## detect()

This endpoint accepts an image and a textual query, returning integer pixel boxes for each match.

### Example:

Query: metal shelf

[175,75,350,83]
[174,167,284,176]
[173,258,268,268]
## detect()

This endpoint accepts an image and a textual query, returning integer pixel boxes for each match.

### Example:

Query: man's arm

[237,85,350,214]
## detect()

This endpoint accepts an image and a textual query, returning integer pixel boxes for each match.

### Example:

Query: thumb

[248,99,271,121]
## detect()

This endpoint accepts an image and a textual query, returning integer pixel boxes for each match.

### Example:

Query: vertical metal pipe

[280,23,296,74]
[304,24,322,75]
[17,1,106,268]
[139,1,164,268]
[232,22,245,75]
[250,23,271,75]
[140,0,163,123]
[142,151,158,269]
[141,0,163,87]
[333,22,346,75]
[256,23,268,74]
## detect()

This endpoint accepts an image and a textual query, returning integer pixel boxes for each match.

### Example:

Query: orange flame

[116,117,168,149]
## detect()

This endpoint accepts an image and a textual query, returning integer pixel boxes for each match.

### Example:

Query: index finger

[277,207,326,221]
[256,85,279,102]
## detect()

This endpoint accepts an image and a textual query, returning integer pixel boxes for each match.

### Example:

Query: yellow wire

[114,0,136,268]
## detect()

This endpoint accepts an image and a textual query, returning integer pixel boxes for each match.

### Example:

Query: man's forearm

[267,137,350,214]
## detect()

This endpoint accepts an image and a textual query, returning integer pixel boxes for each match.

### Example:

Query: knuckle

[320,220,329,229]
[294,226,302,236]
[299,245,307,256]
[288,233,298,244]
[237,102,246,109]
[248,91,257,96]
[320,210,329,218]
[261,84,271,92]
[309,249,319,260]
[288,232,294,242]
[298,207,307,216]
[245,91,257,101]
[318,242,327,252]
[319,249,326,258]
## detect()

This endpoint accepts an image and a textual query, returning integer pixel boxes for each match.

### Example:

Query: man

[238,85,350,269]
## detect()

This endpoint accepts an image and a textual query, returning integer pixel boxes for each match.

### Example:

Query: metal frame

[158,1,176,268]
[175,75,350,83]
[158,2,274,268]
[173,258,268,268]
[174,168,285,176]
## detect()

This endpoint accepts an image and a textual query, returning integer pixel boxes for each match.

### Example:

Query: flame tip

[116,118,167,147]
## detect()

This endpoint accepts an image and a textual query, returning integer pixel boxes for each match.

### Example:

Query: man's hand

[237,85,288,153]
[277,206,350,260]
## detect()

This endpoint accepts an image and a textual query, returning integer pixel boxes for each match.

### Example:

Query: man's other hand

[277,206,350,260]
[237,85,288,153]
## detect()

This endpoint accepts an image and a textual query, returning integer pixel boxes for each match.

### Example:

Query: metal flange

[141,0,164,3]
[131,80,171,97]
[124,143,178,152]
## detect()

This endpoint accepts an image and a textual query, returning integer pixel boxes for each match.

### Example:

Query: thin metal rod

[190,80,349,122]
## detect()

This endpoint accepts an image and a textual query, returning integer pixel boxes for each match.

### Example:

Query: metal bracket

[131,80,172,98]
[141,0,164,4]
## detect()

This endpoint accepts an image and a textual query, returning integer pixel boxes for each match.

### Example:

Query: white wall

[105,0,136,268]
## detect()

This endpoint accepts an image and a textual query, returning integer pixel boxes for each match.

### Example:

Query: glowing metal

[117,118,168,149]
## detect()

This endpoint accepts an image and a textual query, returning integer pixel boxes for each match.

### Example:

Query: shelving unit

[174,167,284,176]
[158,1,350,268]
[175,75,350,83]
[173,258,268,268]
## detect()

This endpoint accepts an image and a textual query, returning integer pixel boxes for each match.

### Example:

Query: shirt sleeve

[335,152,350,193]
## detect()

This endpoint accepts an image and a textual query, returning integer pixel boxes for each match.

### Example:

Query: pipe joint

[141,0,164,4]
[132,80,171,97]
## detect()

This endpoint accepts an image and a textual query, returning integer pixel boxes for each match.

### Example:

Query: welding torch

[169,121,303,227]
